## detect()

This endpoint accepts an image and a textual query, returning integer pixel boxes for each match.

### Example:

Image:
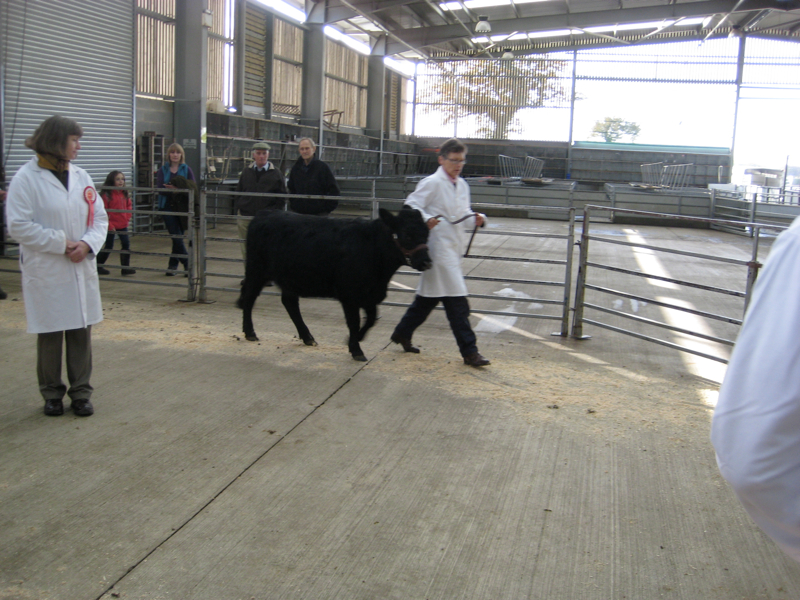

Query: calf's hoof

[245,334,259,342]
[302,338,318,347]
[352,354,367,362]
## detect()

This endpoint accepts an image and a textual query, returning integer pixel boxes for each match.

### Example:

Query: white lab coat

[404,166,475,297]
[6,157,108,334]
[711,215,800,562]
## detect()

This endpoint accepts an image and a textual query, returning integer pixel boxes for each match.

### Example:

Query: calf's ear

[379,207,397,229]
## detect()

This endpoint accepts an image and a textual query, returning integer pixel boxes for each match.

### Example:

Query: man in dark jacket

[236,142,287,260]
[287,137,339,216]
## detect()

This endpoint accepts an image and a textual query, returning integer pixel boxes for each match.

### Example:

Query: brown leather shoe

[391,334,420,354]
[463,352,490,367]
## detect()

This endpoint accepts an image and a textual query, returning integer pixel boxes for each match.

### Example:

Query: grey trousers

[37,326,93,401]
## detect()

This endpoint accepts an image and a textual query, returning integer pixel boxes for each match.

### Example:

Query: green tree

[591,117,641,143]
[417,58,571,140]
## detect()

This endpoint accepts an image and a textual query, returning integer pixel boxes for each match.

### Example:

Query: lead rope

[432,212,484,257]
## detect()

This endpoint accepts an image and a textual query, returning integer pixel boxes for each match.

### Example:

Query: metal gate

[571,205,784,364]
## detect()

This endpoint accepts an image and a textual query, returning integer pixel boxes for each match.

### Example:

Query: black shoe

[391,334,420,354]
[71,399,94,417]
[44,398,64,416]
[165,270,176,277]
[463,352,490,367]
[121,268,136,275]
[97,266,110,275]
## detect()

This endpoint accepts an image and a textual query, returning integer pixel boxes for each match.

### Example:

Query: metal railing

[522,156,545,179]
[640,162,693,189]
[498,155,545,181]
[498,155,522,180]
[571,205,785,364]
[193,190,576,335]
[1,186,198,301]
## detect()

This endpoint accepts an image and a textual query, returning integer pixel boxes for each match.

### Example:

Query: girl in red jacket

[97,171,135,275]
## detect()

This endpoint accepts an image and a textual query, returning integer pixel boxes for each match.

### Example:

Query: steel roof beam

[385,0,798,54]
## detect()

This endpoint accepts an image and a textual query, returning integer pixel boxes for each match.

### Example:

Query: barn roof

[297,0,800,59]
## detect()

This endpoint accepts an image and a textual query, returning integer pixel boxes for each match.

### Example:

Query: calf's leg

[342,302,366,361]
[357,305,378,342]
[281,292,317,346]
[237,277,264,341]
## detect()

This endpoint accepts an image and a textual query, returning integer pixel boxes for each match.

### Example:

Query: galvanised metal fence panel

[571,205,785,364]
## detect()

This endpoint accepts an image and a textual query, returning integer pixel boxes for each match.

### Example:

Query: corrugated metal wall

[3,0,135,184]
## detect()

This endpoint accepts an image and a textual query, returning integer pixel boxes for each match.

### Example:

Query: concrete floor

[1,217,798,600]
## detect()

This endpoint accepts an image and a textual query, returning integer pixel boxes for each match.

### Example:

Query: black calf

[236,207,431,361]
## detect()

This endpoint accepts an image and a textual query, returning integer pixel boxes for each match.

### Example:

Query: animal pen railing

[498,155,545,181]
[0,186,200,301]
[197,190,577,337]
[0,194,778,363]
[640,162,693,189]
[570,205,782,364]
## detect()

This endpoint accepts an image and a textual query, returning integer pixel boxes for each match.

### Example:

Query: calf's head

[379,207,432,272]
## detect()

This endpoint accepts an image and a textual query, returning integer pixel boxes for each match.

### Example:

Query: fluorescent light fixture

[442,0,548,10]
[475,15,491,33]
[676,18,706,26]
[384,57,416,78]
[324,25,371,54]
[585,21,673,33]
[251,0,305,23]
[528,28,573,38]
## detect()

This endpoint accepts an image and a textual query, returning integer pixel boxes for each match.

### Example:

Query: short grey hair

[298,137,317,151]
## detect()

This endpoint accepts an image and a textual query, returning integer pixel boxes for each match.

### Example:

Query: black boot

[97,250,110,275]
[120,251,136,276]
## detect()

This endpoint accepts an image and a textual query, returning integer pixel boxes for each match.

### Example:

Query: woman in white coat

[390,138,490,367]
[712,215,800,562]
[5,115,108,417]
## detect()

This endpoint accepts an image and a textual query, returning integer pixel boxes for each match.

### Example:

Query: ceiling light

[501,48,514,59]
[475,16,491,33]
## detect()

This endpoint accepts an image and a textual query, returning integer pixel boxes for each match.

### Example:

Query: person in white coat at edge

[711,215,800,562]
[390,138,490,367]
[5,115,108,417]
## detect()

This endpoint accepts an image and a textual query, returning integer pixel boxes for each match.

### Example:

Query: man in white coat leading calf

[6,115,108,417]
[711,215,800,562]
[390,138,490,367]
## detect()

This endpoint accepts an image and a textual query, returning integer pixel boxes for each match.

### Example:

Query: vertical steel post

[710,188,716,219]
[198,189,209,303]
[566,50,577,180]
[185,190,197,302]
[371,180,378,219]
[570,206,592,339]
[556,207,576,337]
[743,224,762,316]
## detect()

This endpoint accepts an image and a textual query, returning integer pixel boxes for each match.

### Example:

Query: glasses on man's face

[445,158,467,165]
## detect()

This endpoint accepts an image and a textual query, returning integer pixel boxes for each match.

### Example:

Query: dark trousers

[97,229,131,266]
[162,214,189,270]
[37,327,93,401]
[392,295,478,357]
